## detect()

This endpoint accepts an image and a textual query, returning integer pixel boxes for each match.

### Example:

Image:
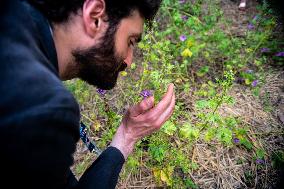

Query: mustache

[119,62,127,72]
[114,61,127,73]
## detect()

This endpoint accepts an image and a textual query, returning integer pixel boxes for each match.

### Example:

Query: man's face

[73,10,144,90]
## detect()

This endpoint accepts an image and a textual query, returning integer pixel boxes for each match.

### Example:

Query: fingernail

[146,96,154,107]
[169,83,175,90]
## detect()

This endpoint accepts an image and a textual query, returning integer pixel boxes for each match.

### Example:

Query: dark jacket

[0,0,124,188]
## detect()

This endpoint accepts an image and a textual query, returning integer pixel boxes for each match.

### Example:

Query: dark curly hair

[27,0,162,25]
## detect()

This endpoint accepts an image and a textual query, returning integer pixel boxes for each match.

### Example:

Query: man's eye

[129,40,134,47]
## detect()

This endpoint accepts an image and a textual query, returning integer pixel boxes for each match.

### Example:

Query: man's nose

[124,49,133,67]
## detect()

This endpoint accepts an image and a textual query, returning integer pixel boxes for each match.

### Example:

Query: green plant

[66,0,283,188]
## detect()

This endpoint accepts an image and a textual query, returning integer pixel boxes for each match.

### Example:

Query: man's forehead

[120,10,144,35]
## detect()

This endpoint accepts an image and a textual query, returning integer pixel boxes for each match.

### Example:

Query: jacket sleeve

[76,147,125,189]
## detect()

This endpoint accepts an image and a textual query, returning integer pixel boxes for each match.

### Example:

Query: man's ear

[82,0,106,38]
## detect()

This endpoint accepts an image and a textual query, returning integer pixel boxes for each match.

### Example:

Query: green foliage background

[66,0,283,188]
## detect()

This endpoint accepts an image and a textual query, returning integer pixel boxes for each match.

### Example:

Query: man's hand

[110,84,175,159]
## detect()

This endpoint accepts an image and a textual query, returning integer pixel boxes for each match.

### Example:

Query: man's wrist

[110,125,136,159]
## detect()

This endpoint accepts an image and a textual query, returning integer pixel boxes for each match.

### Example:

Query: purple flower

[97,89,107,95]
[247,23,255,30]
[140,90,152,98]
[246,69,254,74]
[181,15,188,21]
[233,138,240,144]
[252,80,259,87]
[179,0,186,4]
[179,35,187,42]
[275,52,284,57]
[256,159,265,165]
[260,48,270,53]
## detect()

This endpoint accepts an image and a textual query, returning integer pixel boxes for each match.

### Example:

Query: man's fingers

[135,94,175,136]
[155,92,176,128]
[141,83,174,120]
[154,83,174,113]
[129,96,154,117]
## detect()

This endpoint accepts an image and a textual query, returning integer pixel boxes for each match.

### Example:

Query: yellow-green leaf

[120,71,128,77]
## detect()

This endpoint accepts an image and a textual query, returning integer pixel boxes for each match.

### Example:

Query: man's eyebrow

[130,33,142,43]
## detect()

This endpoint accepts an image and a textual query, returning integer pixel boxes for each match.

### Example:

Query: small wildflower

[181,48,193,57]
[246,69,254,74]
[233,138,240,144]
[247,23,254,30]
[97,89,107,95]
[179,35,187,42]
[252,80,259,87]
[275,52,284,57]
[256,158,265,165]
[140,90,152,98]
[181,15,188,21]
[179,0,186,4]
[260,48,270,53]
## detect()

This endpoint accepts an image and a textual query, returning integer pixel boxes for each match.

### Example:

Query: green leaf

[204,128,216,142]
[240,138,253,150]
[225,117,238,128]
[216,127,232,145]
[272,151,284,169]
[256,149,266,159]
[196,66,209,77]
[180,123,200,140]
[127,156,140,168]
[162,121,177,136]
[185,179,198,189]
[195,100,209,109]
[149,145,167,163]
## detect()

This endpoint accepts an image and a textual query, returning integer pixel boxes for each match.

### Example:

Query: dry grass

[112,69,284,189]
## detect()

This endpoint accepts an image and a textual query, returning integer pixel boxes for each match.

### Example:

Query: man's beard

[72,25,127,90]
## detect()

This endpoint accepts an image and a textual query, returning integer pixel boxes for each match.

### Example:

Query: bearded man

[0,0,175,188]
